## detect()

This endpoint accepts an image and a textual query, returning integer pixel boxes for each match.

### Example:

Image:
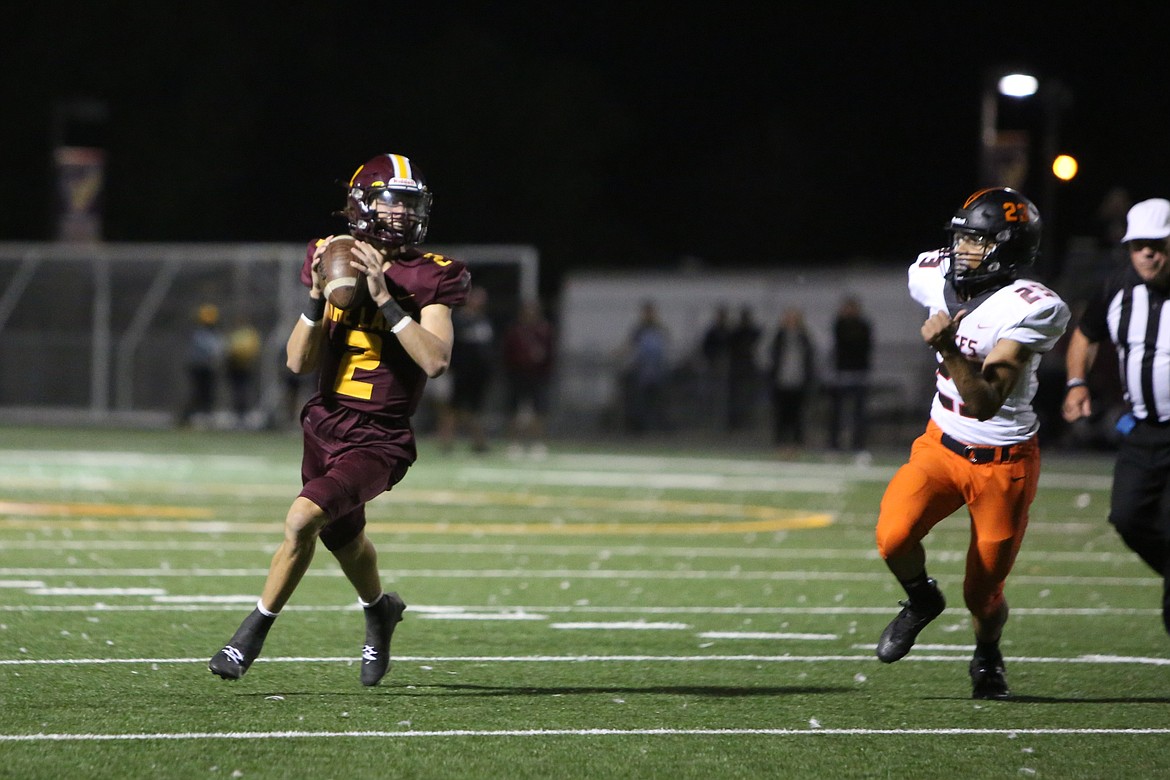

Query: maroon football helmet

[342,154,433,247]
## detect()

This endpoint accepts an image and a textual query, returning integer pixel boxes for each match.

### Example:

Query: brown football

[321,236,362,310]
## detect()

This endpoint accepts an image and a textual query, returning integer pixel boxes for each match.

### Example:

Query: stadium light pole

[1038,78,1074,280]
[978,70,1038,187]
[979,71,1073,279]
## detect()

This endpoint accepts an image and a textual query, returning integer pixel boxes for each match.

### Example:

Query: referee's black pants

[1108,420,1170,636]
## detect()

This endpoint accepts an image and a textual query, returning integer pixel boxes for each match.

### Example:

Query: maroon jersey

[299,239,471,420]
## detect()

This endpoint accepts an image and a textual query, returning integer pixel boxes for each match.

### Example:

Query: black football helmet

[944,187,1041,296]
[342,153,432,247]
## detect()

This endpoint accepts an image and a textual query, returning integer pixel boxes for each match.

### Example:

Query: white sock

[256,599,280,618]
[359,593,384,609]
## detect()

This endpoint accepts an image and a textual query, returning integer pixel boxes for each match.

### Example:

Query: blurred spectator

[727,305,763,431]
[502,299,556,456]
[179,303,224,428]
[828,295,873,452]
[440,286,495,453]
[767,307,816,448]
[1097,186,1132,248]
[701,304,733,367]
[624,299,671,434]
[225,318,262,428]
[700,305,733,426]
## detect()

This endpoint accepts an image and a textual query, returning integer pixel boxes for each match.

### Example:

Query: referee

[1063,197,1170,638]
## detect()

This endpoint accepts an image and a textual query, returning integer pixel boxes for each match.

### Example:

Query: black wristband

[379,297,412,333]
[303,294,326,322]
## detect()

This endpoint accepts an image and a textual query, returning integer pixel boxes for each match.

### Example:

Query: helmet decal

[944,187,1041,296]
[342,153,432,247]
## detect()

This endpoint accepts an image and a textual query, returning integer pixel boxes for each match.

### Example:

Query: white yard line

[0,540,1144,567]
[3,653,1170,666]
[701,631,838,640]
[418,612,548,621]
[25,587,165,596]
[2,726,1168,742]
[549,621,690,630]
[1,603,1162,616]
[0,566,1159,587]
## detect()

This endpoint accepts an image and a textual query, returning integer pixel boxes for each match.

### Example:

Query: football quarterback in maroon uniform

[210,153,470,685]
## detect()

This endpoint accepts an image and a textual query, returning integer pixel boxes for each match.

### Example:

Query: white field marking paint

[547,453,883,474]
[820,511,1102,534]
[0,540,279,552]
[549,622,690,630]
[26,587,166,596]
[3,727,1169,743]
[0,519,294,535]
[150,598,258,603]
[0,444,1108,478]
[417,613,548,622]
[399,605,1163,618]
[853,643,971,652]
[699,632,838,641]
[1,539,1142,567]
[1,566,1160,587]
[0,448,1115,491]
[0,450,269,469]
[0,514,1098,537]
[4,604,1161,617]
[152,595,258,604]
[4,653,1170,667]
[0,516,842,536]
[0,580,44,588]
[543,453,1116,490]
[456,467,845,493]
[0,475,291,501]
[466,460,1112,492]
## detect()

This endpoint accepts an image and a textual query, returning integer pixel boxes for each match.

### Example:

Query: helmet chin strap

[952,260,1009,299]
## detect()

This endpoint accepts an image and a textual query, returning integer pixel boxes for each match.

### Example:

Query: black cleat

[970,654,1011,700]
[209,608,275,680]
[361,592,406,687]
[876,580,945,663]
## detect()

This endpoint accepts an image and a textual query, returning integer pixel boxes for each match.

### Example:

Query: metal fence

[0,242,538,428]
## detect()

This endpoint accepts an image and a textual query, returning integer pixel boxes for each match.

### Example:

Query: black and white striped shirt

[1081,266,1170,422]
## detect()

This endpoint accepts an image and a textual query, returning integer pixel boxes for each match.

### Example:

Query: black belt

[940,432,1019,464]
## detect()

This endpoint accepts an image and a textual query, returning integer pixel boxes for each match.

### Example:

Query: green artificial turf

[0,426,1167,779]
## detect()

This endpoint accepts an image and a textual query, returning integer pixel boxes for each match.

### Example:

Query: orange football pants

[875,419,1040,620]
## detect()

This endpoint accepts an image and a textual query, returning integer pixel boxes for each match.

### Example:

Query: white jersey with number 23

[908,250,1070,446]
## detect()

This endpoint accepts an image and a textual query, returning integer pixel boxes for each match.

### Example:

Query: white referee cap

[1122,198,1170,242]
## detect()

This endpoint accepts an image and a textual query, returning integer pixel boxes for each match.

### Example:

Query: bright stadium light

[1052,154,1078,181]
[998,73,1039,98]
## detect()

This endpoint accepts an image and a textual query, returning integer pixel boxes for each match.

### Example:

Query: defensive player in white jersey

[873,187,1070,699]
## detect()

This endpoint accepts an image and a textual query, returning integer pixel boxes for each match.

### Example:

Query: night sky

[4,3,1168,295]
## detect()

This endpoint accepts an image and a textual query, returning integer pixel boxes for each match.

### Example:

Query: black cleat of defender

[361,592,406,687]
[970,654,1011,700]
[875,580,945,663]
[209,608,275,680]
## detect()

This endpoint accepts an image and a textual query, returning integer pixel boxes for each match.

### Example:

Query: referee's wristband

[1065,378,1088,390]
